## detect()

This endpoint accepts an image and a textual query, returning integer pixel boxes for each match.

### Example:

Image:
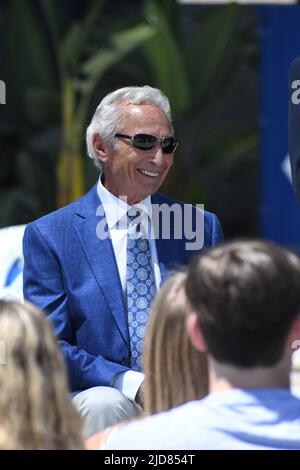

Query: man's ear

[186,312,207,352]
[92,133,109,164]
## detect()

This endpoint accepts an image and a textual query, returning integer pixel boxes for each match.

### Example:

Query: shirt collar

[97,175,152,230]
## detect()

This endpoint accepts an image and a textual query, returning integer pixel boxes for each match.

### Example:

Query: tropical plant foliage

[0,0,259,236]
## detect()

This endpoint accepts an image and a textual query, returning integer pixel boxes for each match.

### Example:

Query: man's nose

[150,145,165,165]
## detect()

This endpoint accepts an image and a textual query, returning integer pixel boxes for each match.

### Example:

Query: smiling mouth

[137,168,160,178]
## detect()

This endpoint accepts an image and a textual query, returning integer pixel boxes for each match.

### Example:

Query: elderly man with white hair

[23,85,223,437]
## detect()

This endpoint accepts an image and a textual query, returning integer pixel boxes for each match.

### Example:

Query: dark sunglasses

[115,133,178,154]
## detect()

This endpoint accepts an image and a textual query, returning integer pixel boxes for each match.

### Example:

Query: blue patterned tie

[126,208,156,371]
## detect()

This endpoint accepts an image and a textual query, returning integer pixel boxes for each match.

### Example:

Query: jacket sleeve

[23,222,129,391]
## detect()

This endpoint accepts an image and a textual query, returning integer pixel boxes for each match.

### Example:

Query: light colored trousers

[73,386,142,438]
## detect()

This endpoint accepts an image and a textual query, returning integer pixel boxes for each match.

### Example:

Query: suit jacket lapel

[74,185,129,347]
[151,193,173,284]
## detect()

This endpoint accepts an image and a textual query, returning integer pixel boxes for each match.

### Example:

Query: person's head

[86,86,177,204]
[143,272,208,415]
[0,300,83,449]
[186,240,300,369]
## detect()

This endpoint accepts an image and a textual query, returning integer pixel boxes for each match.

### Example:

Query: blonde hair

[143,272,208,415]
[0,301,83,449]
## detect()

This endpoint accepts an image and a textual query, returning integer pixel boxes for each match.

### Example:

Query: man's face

[97,103,175,204]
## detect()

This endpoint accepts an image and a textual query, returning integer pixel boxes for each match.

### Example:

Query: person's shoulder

[105,401,202,450]
[153,192,218,218]
[152,192,184,206]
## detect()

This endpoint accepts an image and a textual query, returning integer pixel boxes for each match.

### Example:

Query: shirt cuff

[113,370,144,402]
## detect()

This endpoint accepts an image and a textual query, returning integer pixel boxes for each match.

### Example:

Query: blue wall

[260,6,300,250]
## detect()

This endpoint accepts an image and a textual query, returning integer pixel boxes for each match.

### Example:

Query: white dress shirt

[97,177,161,401]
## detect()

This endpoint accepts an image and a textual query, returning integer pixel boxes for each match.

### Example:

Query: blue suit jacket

[23,184,223,392]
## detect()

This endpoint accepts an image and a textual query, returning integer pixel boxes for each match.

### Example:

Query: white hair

[86,85,173,170]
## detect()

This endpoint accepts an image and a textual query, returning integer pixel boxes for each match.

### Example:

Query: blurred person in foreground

[0,301,83,449]
[104,240,300,450]
[143,271,208,415]
[23,85,222,436]
[86,271,208,449]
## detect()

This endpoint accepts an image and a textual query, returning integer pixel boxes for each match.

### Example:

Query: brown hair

[186,240,300,367]
[0,301,83,449]
[143,272,208,415]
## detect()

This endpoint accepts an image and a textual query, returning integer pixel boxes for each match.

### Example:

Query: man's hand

[135,381,145,407]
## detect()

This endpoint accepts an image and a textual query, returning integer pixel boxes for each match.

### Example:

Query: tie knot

[127,207,141,222]
[127,208,145,239]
